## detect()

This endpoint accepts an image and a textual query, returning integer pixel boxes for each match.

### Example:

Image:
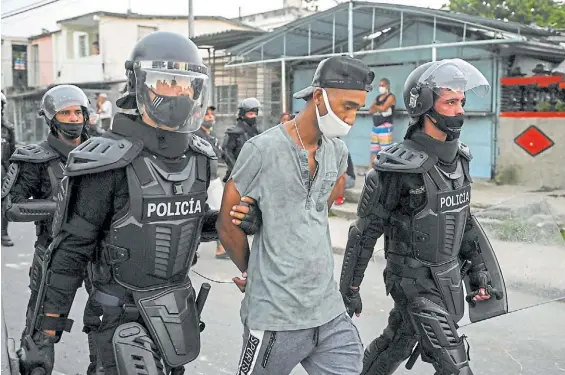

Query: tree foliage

[445,0,565,29]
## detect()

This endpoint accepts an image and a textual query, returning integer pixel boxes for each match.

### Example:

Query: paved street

[2,221,565,375]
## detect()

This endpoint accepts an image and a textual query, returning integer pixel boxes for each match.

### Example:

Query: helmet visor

[134,60,209,133]
[418,58,491,98]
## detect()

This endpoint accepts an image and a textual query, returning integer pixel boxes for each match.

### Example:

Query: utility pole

[188,0,195,38]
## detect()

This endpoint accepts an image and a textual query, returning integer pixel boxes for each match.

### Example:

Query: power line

[2,0,60,20]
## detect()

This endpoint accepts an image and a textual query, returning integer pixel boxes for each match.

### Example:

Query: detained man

[217,56,375,375]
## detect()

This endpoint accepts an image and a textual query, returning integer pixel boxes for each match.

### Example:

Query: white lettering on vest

[146,198,203,218]
[440,190,470,210]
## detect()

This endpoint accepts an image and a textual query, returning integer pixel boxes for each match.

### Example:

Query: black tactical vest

[102,151,209,291]
[8,141,65,247]
[382,143,473,266]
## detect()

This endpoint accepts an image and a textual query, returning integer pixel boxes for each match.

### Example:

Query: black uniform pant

[90,283,167,375]
[361,262,472,375]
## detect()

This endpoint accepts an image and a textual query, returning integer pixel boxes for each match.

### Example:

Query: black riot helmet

[39,85,90,140]
[118,31,210,133]
[237,97,261,117]
[403,58,490,139]
[237,97,261,126]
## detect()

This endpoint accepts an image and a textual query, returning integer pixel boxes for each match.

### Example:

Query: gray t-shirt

[231,125,349,331]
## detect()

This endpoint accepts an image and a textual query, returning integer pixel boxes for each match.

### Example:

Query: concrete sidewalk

[332,176,565,228]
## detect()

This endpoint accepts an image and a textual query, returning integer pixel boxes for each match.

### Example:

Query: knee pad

[361,314,418,375]
[112,322,165,375]
[407,297,470,374]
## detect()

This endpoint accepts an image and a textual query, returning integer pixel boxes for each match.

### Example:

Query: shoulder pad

[190,135,217,159]
[357,169,383,218]
[457,142,472,161]
[9,143,59,164]
[226,126,245,134]
[65,136,143,177]
[374,142,436,174]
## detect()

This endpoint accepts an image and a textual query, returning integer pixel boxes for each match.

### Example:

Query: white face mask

[378,86,388,94]
[315,89,352,138]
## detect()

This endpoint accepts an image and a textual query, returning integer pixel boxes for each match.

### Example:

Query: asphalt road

[2,221,564,375]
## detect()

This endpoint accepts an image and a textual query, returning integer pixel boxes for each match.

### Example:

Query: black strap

[46,270,83,290]
[131,156,154,186]
[37,314,74,332]
[427,167,450,191]
[386,255,431,280]
[92,289,140,322]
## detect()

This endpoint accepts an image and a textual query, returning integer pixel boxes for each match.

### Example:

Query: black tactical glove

[342,287,363,318]
[238,200,262,236]
[466,263,504,308]
[18,331,57,375]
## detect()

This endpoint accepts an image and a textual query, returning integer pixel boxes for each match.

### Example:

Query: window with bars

[216,85,238,114]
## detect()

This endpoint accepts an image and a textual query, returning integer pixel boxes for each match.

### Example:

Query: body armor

[2,141,63,245]
[375,140,473,321]
[221,120,259,171]
[60,114,217,368]
[101,150,209,291]
[383,145,472,266]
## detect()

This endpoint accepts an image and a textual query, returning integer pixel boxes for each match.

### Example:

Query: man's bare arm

[216,179,251,273]
[373,95,396,112]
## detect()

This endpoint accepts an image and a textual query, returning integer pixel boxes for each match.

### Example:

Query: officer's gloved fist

[466,263,504,308]
[342,287,363,318]
[230,196,261,236]
[18,331,57,375]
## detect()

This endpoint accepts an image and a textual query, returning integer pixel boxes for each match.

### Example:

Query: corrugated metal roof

[227,1,563,62]
[192,29,267,50]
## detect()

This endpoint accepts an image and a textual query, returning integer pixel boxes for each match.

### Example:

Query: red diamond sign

[514,125,554,157]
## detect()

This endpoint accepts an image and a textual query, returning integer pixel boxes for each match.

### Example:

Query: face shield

[134,61,209,133]
[418,58,491,99]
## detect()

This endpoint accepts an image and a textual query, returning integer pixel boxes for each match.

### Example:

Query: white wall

[52,17,253,84]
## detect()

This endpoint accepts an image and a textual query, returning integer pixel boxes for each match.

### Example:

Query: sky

[1,0,446,38]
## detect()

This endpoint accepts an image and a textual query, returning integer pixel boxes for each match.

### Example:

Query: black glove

[342,287,363,318]
[466,263,504,308]
[18,331,57,375]
[238,200,262,236]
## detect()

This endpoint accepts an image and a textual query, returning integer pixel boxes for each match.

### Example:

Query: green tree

[445,0,565,29]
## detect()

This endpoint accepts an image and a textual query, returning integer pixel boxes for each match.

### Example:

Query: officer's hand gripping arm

[230,196,262,236]
[339,169,391,317]
[459,212,504,306]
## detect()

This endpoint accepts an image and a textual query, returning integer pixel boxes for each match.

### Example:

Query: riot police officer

[1,92,16,246]
[1,85,103,374]
[16,31,260,375]
[221,97,261,182]
[339,59,504,375]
